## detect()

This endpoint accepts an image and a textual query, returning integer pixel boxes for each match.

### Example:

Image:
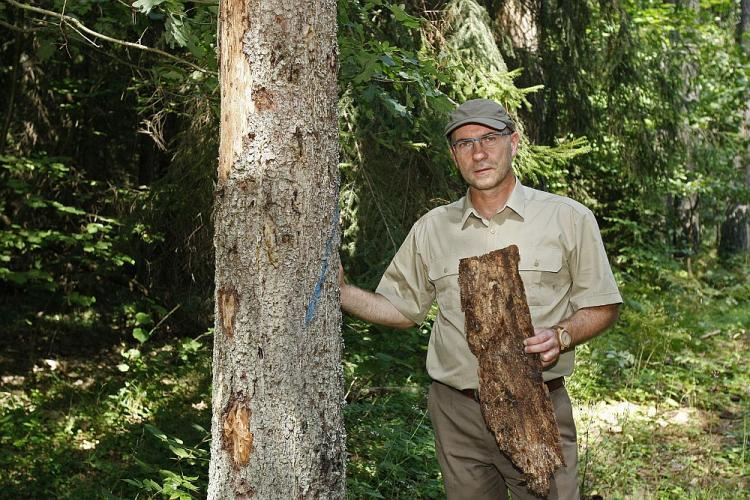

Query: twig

[66,19,100,47]
[0,17,45,32]
[3,0,214,75]
[343,376,358,401]
[58,0,71,57]
[356,386,422,396]
[148,304,182,337]
[88,43,151,73]
[700,329,721,340]
[349,122,397,251]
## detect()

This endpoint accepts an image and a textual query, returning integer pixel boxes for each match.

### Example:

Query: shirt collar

[460,176,527,226]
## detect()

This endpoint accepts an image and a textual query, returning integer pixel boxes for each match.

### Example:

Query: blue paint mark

[304,184,340,327]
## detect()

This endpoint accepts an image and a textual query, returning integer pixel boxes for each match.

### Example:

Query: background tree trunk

[208,0,345,497]
[719,0,750,256]
[670,0,702,259]
[1,11,23,153]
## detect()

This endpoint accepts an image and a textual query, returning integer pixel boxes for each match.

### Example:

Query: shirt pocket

[427,257,461,313]
[518,247,565,306]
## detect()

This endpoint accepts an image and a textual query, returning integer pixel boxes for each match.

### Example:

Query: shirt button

[443,267,448,273]
[490,229,496,234]
[534,260,539,267]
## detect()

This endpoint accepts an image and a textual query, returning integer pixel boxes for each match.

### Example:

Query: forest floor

[1,256,748,499]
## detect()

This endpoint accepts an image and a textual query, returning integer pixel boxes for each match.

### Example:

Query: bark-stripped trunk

[459,246,564,497]
[208,0,345,497]
[719,0,750,256]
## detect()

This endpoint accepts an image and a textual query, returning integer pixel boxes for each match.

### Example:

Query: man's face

[450,123,520,193]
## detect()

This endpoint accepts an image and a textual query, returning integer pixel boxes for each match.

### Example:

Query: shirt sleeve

[375,224,435,325]
[569,209,623,311]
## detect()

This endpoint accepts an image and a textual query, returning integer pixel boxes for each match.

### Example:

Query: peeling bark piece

[458,245,565,496]
[218,286,239,339]
[222,397,254,469]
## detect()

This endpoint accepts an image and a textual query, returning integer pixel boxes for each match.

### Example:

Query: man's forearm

[558,303,620,348]
[340,283,416,329]
[525,303,620,366]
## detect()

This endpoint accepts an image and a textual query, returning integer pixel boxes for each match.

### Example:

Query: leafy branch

[3,0,215,75]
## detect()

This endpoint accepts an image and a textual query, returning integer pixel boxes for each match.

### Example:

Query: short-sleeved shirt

[375,177,622,390]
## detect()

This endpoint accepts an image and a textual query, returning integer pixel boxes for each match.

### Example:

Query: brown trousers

[428,381,580,500]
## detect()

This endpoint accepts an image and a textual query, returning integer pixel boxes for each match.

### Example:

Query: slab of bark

[458,245,564,496]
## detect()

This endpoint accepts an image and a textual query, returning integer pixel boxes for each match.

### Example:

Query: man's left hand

[523,328,560,368]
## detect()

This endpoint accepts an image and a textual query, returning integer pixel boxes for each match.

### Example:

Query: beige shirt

[375,178,622,390]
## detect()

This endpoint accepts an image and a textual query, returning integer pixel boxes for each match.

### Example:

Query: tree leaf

[388,4,421,29]
[132,0,165,14]
[133,328,149,343]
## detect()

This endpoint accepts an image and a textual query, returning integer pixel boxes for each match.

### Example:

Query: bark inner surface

[458,245,564,496]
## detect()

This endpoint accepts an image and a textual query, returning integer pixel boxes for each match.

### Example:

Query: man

[340,99,621,499]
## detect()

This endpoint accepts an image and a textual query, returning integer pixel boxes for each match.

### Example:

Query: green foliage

[2,0,750,497]
[123,423,209,499]
[0,155,135,306]
[0,327,212,499]
[571,257,750,498]
[533,0,750,258]
[343,321,442,497]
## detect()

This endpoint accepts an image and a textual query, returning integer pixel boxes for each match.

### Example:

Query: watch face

[561,331,572,346]
[558,328,572,348]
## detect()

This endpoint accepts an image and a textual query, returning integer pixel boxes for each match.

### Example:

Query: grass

[0,257,748,498]
[0,330,212,499]
[572,258,750,499]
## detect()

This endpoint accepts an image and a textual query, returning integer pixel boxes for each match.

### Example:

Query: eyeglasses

[451,130,513,155]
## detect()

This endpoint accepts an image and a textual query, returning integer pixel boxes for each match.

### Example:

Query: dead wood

[458,245,564,496]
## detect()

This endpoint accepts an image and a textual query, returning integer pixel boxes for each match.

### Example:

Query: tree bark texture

[495,0,539,53]
[209,0,345,498]
[459,245,564,497]
[672,0,702,257]
[740,0,750,51]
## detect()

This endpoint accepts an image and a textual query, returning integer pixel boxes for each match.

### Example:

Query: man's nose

[472,145,488,160]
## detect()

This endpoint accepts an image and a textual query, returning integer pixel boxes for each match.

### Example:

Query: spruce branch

[3,0,215,75]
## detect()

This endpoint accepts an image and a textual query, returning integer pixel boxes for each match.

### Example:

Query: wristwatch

[554,325,572,351]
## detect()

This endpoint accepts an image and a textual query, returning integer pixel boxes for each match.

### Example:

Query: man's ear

[510,131,521,156]
[447,136,459,165]
[449,146,458,165]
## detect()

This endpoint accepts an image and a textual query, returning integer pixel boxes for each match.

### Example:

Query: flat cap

[444,99,515,138]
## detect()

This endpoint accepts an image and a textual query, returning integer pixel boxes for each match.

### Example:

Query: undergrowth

[1,252,748,499]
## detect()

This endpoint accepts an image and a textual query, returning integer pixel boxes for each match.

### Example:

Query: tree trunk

[671,0,702,258]
[719,0,750,257]
[208,0,345,497]
[1,12,24,153]
[494,0,540,54]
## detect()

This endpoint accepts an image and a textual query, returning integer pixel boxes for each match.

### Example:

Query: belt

[448,377,565,403]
